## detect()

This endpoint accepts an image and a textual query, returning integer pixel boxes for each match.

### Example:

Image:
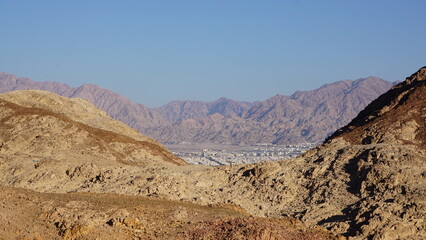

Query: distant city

[167,143,317,166]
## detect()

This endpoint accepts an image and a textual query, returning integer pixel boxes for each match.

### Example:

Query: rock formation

[0,90,185,193]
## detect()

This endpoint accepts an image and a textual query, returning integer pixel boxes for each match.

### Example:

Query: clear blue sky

[1,0,424,107]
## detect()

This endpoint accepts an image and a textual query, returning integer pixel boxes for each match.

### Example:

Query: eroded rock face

[298,142,426,239]
[292,66,426,239]
[330,66,426,148]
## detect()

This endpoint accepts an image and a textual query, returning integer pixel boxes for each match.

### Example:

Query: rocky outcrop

[286,67,426,239]
[329,67,426,147]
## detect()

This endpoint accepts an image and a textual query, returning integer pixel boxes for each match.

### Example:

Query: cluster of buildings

[172,143,316,166]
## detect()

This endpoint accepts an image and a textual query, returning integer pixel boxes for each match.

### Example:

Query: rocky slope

[0,90,185,185]
[295,67,426,239]
[0,185,337,240]
[0,72,393,144]
[0,67,423,239]
[0,90,338,240]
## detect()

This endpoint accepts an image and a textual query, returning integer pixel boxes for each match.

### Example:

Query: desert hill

[330,67,426,147]
[0,67,424,239]
[0,90,338,240]
[0,90,185,192]
[293,66,426,239]
[0,72,393,144]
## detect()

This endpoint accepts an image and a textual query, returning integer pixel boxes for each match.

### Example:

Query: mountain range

[0,72,393,145]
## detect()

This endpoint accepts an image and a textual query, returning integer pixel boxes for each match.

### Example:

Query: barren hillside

[0,67,424,239]
[0,185,338,240]
[0,90,339,240]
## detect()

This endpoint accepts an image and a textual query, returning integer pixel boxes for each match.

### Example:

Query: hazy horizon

[2,71,394,108]
[1,1,425,107]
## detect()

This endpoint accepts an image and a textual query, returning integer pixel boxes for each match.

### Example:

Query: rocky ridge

[0,90,185,184]
[0,72,393,144]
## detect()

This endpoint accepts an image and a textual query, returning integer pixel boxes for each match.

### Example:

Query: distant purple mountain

[0,72,393,144]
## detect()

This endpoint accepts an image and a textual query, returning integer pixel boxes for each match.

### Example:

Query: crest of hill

[0,90,153,143]
[0,90,186,170]
[291,66,426,239]
[329,66,426,147]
